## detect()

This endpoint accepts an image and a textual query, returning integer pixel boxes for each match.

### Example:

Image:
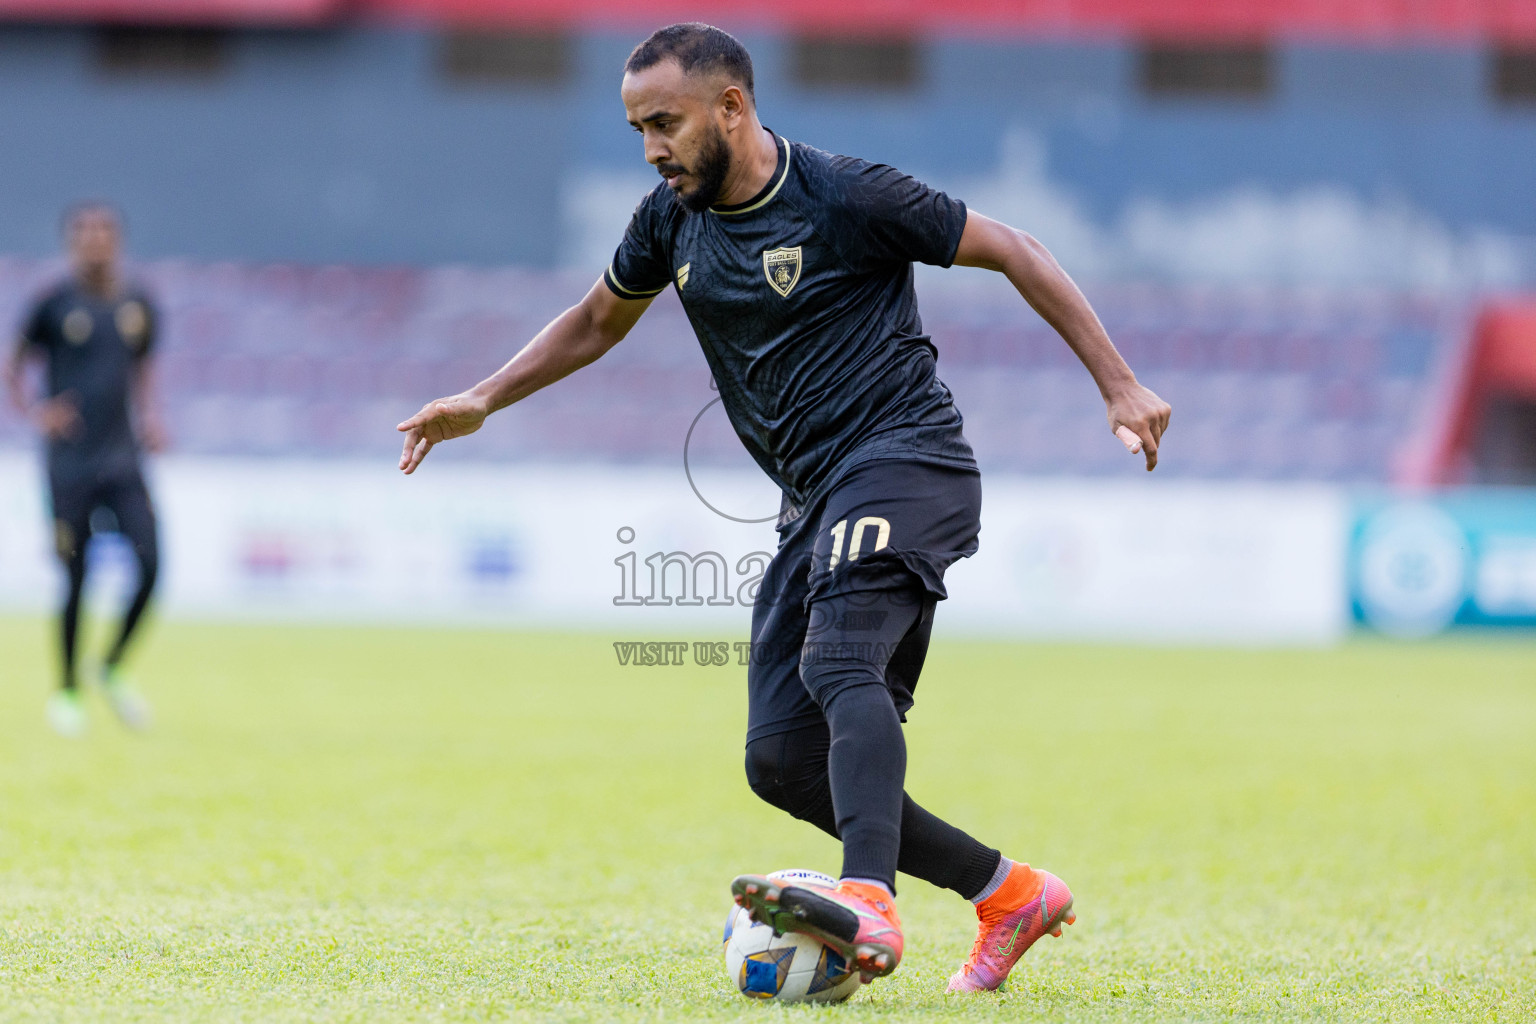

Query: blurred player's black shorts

[48,468,157,562]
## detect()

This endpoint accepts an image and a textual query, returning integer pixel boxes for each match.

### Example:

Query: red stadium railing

[360,0,1536,40]
[3,0,1535,39]
[1403,301,1536,485]
[0,0,341,23]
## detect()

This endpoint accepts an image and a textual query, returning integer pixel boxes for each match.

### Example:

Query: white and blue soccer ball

[722,869,862,1003]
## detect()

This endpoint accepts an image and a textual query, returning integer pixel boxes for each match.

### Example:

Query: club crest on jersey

[763,247,802,298]
[116,301,149,351]
[62,308,93,346]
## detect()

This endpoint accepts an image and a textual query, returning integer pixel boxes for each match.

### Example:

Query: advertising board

[1,456,1352,645]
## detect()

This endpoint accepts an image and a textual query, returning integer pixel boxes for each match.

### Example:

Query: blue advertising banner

[1352,492,1536,636]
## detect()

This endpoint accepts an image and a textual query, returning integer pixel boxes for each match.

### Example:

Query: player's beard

[668,124,732,214]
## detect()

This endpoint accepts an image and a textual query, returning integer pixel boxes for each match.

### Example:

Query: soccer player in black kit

[398,24,1170,993]
[5,204,162,738]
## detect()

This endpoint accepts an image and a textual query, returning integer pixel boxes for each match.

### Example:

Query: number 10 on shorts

[827,517,891,570]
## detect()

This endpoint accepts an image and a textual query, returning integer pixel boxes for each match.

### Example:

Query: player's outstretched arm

[954,211,1171,471]
[397,278,653,474]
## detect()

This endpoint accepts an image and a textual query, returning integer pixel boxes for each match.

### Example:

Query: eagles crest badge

[116,301,149,351]
[763,247,802,297]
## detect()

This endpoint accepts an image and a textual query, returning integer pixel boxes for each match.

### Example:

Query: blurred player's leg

[46,480,91,736]
[102,473,159,666]
[58,525,87,692]
[98,473,157,729]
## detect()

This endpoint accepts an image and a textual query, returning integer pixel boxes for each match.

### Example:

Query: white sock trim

[970,856,1014,904]
[840,876,894,898]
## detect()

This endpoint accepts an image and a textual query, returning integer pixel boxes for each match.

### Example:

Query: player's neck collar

[709,133,789,217]
[73,268,123,301]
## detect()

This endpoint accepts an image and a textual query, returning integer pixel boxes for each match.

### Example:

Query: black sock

[823,683,906,888]
[753,582,1005,897]
[59,550,86,691]
[106,544,158,667]
[897,799,1002,900]
[104,479,159,668]
[746,722,1002,899]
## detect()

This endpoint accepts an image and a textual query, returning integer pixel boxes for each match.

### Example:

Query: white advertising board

[0,456,1347,645]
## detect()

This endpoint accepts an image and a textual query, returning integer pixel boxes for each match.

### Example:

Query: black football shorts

[745,458,981,743]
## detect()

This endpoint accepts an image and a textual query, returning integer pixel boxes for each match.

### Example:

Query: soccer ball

[722,869,862,1003]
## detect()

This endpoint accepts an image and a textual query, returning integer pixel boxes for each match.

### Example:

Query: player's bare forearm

[131,359,168,452]
[5,339,29,414]
[473,286,644,414]
[397,279,652,474]
[954,211,1172,469]
[955,213,1131,395]
[5,341,79,439]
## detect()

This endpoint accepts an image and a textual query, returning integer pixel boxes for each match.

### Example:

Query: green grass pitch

[1,616,1533,1022]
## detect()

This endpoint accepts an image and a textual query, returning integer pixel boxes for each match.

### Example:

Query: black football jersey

[606,133,975,505]
[21,279,157,480]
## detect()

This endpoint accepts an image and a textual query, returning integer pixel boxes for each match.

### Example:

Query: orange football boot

[732,874,904,978]
[947,863,1075,993]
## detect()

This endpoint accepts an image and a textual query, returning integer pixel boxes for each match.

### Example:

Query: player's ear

[718,84,747,130]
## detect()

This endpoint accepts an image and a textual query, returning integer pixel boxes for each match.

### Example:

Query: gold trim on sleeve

[606,265,668,298]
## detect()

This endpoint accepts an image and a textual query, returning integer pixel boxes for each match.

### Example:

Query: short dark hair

[61,200,122,236]
[625,23,754,100]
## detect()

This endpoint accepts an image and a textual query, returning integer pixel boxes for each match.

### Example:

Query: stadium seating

[0,258,1457,482]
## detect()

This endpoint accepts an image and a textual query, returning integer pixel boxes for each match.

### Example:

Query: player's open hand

[35,394,82,441]
[1107,383,1172,471]
[397,392,490,474]
[139,414,170,454]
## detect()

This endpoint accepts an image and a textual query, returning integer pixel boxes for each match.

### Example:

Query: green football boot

[46,689,87,738]
[100,664,152,731]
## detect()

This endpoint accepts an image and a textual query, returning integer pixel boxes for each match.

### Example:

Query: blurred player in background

[397,24,1169,994]
[4,203,163,737]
